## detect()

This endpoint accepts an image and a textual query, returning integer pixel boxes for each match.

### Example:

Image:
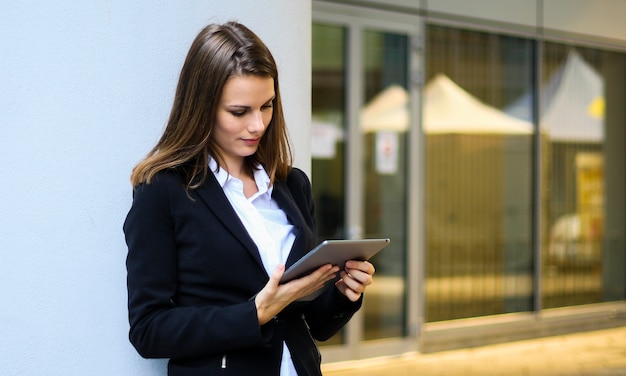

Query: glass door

[312,3,422,361]
[360,28,409,341]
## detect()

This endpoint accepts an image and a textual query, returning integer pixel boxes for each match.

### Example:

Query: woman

[123,22,375,376]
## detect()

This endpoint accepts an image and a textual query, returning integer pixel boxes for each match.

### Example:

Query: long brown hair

[130,22,292,188]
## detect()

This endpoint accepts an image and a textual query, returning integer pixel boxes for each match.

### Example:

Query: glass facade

[312,1,626,358]
[312,22,410,343]
[311,23,347,346]
[361,29,409,340]
[540,44,626,308]
[311,23,346,244]
[424,25,535,321]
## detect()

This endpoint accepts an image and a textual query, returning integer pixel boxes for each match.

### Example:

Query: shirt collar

[209,157,273,196]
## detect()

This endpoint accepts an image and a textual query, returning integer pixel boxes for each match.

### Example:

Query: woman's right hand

[254,264,339,325]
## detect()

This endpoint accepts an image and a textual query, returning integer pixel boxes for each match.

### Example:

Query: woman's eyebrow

[226,96,276,109]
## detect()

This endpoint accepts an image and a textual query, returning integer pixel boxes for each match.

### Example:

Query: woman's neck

[220,157,247,179]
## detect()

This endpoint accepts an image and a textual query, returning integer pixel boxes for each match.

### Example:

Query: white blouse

[210,158,298,376]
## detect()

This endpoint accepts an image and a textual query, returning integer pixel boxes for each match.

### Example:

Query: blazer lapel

[272,181,311,268]
[193,173,265,270]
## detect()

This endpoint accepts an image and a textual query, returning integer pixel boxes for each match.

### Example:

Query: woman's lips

[242,138,260,146]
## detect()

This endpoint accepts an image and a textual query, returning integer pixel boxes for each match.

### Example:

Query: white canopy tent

[360,74,533,134]
[423,74,533,134]
[360,84,410,133]
[541,51,604,142]
[506,50,604,142]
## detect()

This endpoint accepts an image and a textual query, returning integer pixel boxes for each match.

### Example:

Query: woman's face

[214,74,275,169]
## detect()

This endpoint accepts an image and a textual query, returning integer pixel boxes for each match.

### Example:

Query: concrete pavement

[322,326,626,375]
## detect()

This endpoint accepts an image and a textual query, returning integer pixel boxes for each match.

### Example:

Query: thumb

[268,264,285,287]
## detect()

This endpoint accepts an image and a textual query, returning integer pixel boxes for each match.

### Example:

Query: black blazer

[124,167,362,376]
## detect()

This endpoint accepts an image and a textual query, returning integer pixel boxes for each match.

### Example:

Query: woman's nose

[248,111,265,132]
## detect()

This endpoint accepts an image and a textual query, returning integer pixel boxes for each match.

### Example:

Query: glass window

[361,29,409,340]
[312,23,347,243]
[313,9,626,342]
[312,23,347,345]
[312,22,411,342]
[541,44,626,308]
[424,25,535,321]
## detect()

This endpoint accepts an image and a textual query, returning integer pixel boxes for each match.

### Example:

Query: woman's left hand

[335,260,375,302]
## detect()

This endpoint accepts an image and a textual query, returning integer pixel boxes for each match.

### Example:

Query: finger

[280,264,338,301]
[345,260,376,275]
[338,271,365,293]
[303,264,339,289]
[267,264,285,292]
[342,268,373,286]
[334,278,361,302]
[305,264,339,283]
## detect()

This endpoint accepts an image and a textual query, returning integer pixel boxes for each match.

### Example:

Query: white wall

[0,1,311,375]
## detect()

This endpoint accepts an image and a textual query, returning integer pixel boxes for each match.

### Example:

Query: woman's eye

[230,110,246,117]
[262,102,274,110]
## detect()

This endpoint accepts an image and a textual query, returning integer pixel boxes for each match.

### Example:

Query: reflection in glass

[424,25,534,321]
[312,24,410,342]
[311,23,347,242]
[540,46,607,308]
[312,23,347,345]
[361,30,408,340]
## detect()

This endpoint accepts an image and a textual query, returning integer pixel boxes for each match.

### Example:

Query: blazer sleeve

[123,173,271,359]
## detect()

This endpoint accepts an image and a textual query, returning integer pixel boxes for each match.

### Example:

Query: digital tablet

[280,238,390,301]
